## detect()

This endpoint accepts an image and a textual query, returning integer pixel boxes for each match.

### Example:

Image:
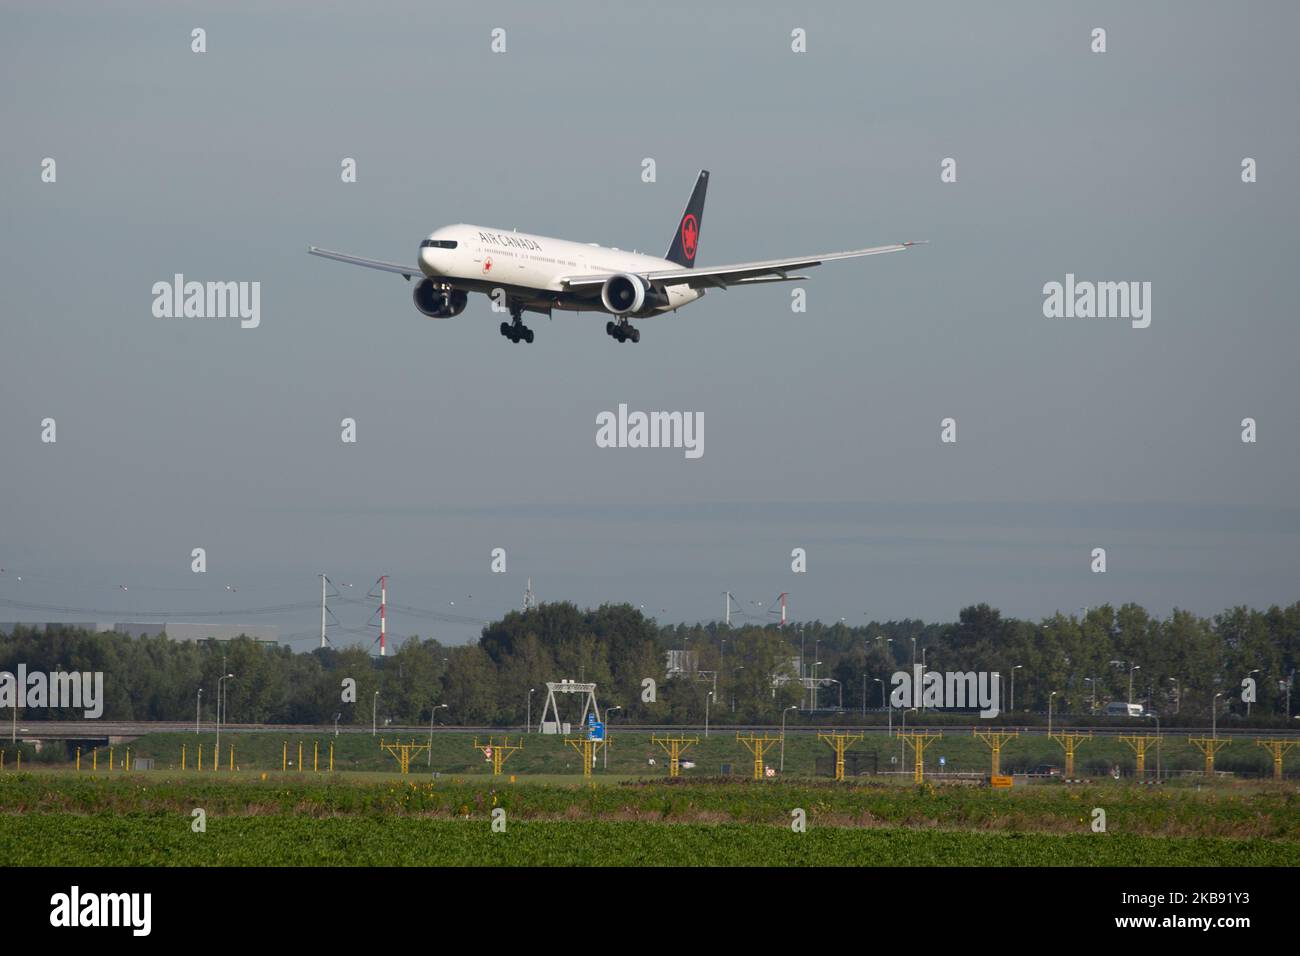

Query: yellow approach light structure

[474,736,523,776]
[897,731,942,784]
[972,729,1018,777]
[1119,735,1160,779]
[564,736,604,778]
[650,735,700,778]
[381,738,431,775]
[1255,738,1295,781]
[735,733,782,781]
[1048,731,1092,778]
[817,731,864,782]
[1187,736,1230,777]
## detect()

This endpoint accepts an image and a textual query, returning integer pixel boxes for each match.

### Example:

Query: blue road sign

[588,722,605,741]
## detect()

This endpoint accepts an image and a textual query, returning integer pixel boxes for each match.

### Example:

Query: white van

[1104,701,1145,717]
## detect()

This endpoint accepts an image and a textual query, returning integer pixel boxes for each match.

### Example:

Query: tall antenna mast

[379,574,387,656]
[778,592,788,627]
[524,577,536,611]
[320,573,328,648]
[723,591,734,627]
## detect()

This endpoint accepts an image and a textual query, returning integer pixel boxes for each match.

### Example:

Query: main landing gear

[500,304,534,344]
[606,319,640,343]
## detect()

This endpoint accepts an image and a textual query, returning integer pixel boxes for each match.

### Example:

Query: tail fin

[664,169,708,267]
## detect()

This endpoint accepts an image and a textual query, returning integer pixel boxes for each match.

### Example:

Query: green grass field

[3,813,1295,867]
[1,763,1297,866]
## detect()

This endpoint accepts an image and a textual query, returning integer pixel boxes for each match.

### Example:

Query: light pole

[799,628,806,708]
[1083,677,1096,715]
[1128,664,1141,705]
[1147,712,1161,780]
[1212,691,1222,739]
[334,712,341,737]
[1169,677,1181,715]
[900,708,917,773]
[1011,665,1022,715]
[704,691,713,738]
[527,688,535,733]
[732,666,743,713]
[429,703,448,766]
[1048,691,1057,737]
[874,678,891,736]
[372,691,379,737]
[828,679,842,711]
[813,640,821,710]
[862,673,868,718]
[196,688,203,734]
[780,705,797,772]
[605,705,622,769]
[216,673,233,765]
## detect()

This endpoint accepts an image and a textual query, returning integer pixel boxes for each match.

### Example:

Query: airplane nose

[419,242,439,275]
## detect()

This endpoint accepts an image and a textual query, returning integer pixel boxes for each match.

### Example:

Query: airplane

[308,170,924,344]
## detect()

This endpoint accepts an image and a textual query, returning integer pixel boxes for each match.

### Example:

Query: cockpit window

[421,239,458,249]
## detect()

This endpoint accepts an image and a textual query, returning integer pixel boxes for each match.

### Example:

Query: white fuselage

[417,223,703,315]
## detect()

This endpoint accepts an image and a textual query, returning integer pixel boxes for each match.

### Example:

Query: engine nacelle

[413,279,468,318]
[600,273,668,316]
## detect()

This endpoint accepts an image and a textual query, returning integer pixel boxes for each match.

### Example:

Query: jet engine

[600,273,668,316]
[413,279,468,318]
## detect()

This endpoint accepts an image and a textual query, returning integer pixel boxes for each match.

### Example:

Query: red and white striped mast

[379,574,387,656]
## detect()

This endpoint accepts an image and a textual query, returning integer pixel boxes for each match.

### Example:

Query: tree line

[1,600,1297,726]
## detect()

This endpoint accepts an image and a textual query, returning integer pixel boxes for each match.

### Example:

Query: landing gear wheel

[524,328,534,343]
[629,327,640,343]
[606,321,616,336]
[500,322,510,337]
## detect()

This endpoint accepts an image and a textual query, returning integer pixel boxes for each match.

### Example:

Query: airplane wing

[560,241,925,291]
[307,246,423,280]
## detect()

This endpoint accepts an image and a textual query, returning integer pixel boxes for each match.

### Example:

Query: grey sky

[2,1,1297,648]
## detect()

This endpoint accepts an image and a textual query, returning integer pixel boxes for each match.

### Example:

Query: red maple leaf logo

[483,257,493,274]
[680,215,698,260]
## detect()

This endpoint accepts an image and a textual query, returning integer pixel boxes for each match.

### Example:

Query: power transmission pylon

[380,737,430,774]
[972,729,1019,776]
[1119,734,1160,779]
[817,730,864,781]
[1049,731,1092,778]
[736,733,782,780]
[897,731,942,783]
[1255,738,1296,781]
[650,734,700,778]
[473,736,523,776]
[564,737,604,777]
[1187,736,1230,777]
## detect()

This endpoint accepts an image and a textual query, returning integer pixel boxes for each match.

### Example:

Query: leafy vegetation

[2,599,1298,726]
[1,814,1295,867]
